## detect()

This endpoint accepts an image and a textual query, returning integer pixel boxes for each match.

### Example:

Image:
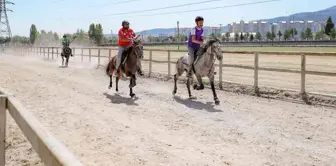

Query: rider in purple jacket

[187,16,205,77]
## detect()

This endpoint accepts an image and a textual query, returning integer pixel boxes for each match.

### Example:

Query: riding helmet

[122,20,130,26]
[195,16,204,22]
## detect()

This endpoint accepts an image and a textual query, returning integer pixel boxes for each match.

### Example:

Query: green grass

[144,45,336,53]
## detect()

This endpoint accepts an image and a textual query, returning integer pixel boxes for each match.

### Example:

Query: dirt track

[0,54,336,165]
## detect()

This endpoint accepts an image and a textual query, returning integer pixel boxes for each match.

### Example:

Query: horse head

[132,35,144,59]
[206,37,222,61]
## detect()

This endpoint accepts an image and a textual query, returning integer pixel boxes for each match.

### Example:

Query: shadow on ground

[103,92,138,106]
[173,95,222,113]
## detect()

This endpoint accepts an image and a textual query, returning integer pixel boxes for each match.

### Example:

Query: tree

[225,32,230,41]
[53,32,59,41]
[315,30,325,40]
[325,16,335,36]
[255,32,262,41]
[88,23,96,44]
[305,28,313,40]
[234,33,239,42]
[147,35,154,42]
[289,28,297,40]
[249,34,254,41]
[240,32,244,41]
[271,25,276,41]
[243,32,249,41]
[29,24,38,45]
[266,32,272,41]
[300,31,306,40]
[330,28,336,40]
[283,30,291,41]
[95,24,104,44]
[277,30,282,41]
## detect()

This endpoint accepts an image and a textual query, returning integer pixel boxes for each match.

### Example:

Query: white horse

[173,37,223,105]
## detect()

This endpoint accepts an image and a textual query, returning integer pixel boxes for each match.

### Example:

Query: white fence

[0,87,82,166]
[8,46,336,101]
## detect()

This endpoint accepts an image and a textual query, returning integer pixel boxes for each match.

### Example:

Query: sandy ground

[66,48,336,95]
[1,53,336,165]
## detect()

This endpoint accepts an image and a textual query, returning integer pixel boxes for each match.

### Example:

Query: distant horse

[105,35,143,98]
[61,45,73,67]
[173,37,223,105]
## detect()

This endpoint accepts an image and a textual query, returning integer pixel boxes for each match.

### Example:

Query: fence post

[168,50,171,78]
[81,48,84,62]
[56,48,59,58]
[149,50,152,77]
[97,48,101,67]
[254,53,259,95]
[219,56,223,90]
[73,48,76,60]
[43,48,46,58]
[301,54,308,101]
[52,47,54,59]
[89,48,91,62]
[108,49,111,61]
[0,95,6,166]
[48,48,50,59]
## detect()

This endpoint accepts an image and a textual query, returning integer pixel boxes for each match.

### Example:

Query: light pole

[111,30,113,44]
[177,21,180,50]
[219,24,222,38]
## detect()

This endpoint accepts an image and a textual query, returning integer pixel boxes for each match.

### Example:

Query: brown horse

[105,35,143,98]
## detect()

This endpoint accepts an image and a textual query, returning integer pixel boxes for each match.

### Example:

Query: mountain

[107,5,336,37]
[258,5,336,23]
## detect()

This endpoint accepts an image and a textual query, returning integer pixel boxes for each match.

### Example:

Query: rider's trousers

[116,46,129,70]
[116,46,143,72]
[187,47,199,71]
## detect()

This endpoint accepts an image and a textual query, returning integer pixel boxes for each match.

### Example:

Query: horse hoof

[172,90,176,95]
[130,93,135,98]
[215,99,220,105]
[108,85,112,89]
[193,84,198,90]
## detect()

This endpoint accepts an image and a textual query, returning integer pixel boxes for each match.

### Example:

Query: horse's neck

[196,46,214,67]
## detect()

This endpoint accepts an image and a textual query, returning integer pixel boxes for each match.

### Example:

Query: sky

[7,0,336,36]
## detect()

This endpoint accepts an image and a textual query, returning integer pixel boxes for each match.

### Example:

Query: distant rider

[116,20,144,75]
[61,35,72,56]
[186,16,205,78]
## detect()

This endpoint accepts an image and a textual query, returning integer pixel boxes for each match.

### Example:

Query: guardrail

[0,87,83,166]
[6,46,336,101]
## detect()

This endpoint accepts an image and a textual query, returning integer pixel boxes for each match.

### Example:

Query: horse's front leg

[186,77,196,99]
[116,71,121,92]
[65,56,69,67]
[172,74,178,95]
[129,75,136,98]
[108,74,112,89]
[193,76,204,90]
[208,75,220,105]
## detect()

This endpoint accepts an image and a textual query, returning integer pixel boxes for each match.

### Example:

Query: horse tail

[106,61,111,76]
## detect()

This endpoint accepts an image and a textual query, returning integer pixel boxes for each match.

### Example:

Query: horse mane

[195,37,219,57]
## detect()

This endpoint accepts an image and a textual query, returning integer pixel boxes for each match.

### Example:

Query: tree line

[6,23,106,46]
